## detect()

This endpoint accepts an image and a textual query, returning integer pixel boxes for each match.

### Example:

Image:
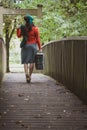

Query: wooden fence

[42,37,87,103]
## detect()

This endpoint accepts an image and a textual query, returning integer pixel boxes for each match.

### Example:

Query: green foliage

[1,0,15,8]
[15,0,87,44]
[2,0,86,65]
[2,0,87,44]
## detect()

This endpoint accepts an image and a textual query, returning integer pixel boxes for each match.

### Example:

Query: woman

[17,14,42,83]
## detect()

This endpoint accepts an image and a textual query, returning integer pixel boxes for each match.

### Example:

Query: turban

[24,14,34,24]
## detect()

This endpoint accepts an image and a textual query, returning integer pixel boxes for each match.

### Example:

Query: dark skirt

[21,44,37,64]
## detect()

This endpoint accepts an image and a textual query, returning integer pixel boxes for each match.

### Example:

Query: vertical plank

[73,40,86,96]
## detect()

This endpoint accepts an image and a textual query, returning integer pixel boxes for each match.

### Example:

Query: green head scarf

[24,14,34,24]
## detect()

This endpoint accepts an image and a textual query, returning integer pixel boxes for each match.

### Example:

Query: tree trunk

[5,17,16,73]
[5,28,10,72]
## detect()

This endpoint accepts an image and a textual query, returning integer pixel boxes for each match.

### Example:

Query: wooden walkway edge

[0,73,87,130]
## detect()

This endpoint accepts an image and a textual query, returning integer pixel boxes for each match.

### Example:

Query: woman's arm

[17,28,22,38]
[34,27,42,50]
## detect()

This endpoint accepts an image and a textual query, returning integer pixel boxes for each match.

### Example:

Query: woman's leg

[24,64,29,82]
[24,64,28,75]
[29,63,34,78]
[24,63,34,83]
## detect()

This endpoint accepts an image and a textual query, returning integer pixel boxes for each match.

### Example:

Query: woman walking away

[17,14,42,83]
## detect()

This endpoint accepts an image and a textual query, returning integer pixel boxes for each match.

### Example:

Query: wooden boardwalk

[0,73,87,130]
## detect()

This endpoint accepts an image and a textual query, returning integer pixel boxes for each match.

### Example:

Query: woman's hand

[39,49,42,52]
[17,25,21,29]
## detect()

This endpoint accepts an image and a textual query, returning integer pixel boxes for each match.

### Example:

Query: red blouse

[17,26,41,50]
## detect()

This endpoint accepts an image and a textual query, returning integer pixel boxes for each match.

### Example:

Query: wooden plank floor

[0,73,87,130]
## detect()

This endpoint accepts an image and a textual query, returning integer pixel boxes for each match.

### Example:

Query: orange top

[17,26,41,50]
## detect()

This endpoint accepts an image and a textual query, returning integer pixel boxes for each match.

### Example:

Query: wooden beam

[3,8,38,16]
[0,5,42,35]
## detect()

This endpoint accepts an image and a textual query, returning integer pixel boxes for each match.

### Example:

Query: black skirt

[21,44,37,64]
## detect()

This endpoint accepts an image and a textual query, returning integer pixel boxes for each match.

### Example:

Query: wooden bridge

[0,37,87,130]
[0,4,87,130]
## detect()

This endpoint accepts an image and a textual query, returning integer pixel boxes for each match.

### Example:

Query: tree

[2,0,17,72]
[1,0,15,8]
[4,16,16,72]
[1,0,87,70]
[17,0,87,43]
[1,0,25,72]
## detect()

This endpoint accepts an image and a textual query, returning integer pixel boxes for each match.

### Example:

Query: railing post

[37,4,43,19]
[0,6,3,36]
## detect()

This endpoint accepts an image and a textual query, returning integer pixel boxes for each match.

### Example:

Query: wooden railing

[0,38,6,84]
[42,37,87,103]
